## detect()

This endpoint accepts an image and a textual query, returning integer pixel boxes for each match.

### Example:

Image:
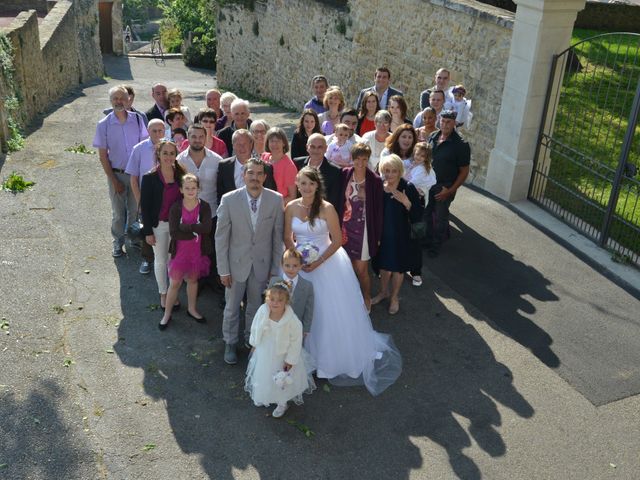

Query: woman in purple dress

[338,143,383,312]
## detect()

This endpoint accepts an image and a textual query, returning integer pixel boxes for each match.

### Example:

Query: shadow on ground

[113,243,534,478]
[0,380,94,479]
[428,213,561,368]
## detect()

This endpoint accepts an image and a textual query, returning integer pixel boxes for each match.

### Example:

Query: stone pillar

[111,0,124,55]
[485,0,586,202]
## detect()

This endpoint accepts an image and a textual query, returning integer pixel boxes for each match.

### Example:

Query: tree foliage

[159,0,217,69]
[123,0,158,26]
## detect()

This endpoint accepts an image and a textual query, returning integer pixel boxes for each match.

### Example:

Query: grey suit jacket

[269,275,314,333]
[215,186,284,283]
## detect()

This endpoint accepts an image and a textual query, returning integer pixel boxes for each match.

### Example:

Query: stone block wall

[1,0,102,130]
[217,0,514,185]
[0,1,50,14]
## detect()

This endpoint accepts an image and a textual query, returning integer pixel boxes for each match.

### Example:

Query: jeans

[425,185,454,251]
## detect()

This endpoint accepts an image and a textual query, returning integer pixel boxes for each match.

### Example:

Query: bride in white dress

[284,167,402,396]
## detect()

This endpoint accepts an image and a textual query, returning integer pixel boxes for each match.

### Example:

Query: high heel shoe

[187,311,206,324]
[158,316,171,331]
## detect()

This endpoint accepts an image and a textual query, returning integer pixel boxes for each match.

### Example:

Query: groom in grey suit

[215,158,284,364]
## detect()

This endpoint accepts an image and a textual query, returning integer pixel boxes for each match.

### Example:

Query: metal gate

[529,33,640,266]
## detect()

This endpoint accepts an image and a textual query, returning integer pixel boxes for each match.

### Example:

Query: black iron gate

[529,33,640,266]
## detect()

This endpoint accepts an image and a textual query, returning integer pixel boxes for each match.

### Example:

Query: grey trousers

[222,267,266,345]
[107,171,137,246]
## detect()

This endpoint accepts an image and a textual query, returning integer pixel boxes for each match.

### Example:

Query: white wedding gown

[293,217,402,396]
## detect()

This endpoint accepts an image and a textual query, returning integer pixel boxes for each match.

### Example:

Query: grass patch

[1,172,34,193]
[540,29,640,257]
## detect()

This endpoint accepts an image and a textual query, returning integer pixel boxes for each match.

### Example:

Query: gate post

[485,0,586,202]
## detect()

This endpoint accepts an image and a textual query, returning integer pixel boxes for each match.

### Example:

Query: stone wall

[0,0,102,141]
[217,0,514,185]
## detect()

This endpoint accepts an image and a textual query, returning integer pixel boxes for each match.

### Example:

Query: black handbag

[127,219,145,241]
[410,221,426,240]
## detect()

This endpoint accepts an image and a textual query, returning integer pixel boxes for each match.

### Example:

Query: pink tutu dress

[168,202,211,281]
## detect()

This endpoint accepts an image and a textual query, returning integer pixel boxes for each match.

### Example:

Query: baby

[326,123,353,168]
[451,85,471,128]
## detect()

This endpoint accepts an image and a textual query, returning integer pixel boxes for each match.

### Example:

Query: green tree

[123,0,158,26]
[159,0,217,68]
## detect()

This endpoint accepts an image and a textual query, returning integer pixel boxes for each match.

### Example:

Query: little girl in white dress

[245,283,316,418]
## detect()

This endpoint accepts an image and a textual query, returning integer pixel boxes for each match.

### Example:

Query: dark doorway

[99,2,113,54]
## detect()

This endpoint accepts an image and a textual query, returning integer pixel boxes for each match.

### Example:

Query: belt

[112,168,125,173]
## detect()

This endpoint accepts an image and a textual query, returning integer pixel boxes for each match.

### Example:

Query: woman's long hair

[385,123,417,158]
[358,91,380,119]
[295,109,321,136]
[297,166,325,227]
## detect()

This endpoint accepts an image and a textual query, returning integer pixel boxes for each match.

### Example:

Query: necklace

[300,201,313,210]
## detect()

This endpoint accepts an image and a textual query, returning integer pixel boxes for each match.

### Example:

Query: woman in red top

[179,108,229,158]
[261,127,298,205]
[356,91,380,137]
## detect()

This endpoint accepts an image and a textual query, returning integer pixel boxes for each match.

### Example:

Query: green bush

[183,33,216,69]
[159,20,182,53]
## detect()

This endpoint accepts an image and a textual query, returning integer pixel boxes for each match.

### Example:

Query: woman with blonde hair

[319,87,345,135]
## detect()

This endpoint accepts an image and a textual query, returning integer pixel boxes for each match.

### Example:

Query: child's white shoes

[272,403,288,418]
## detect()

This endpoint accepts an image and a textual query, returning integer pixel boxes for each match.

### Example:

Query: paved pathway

[0,56,639,480]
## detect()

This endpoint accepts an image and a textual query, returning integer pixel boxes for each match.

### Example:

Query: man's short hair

[376,66,391,78]
[374,109,391,123]
[307,132,327,145]
[232,128,253,144]
[188,123,207,136]
[311,75,328,87]
[340,109,358,120]
[121,84,135,97]
[243,157,267,173]
[108,85,128,99]
[230,98,250,112]
[430,89,446,100]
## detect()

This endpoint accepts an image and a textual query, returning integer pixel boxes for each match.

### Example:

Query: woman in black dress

[371,154,422,315]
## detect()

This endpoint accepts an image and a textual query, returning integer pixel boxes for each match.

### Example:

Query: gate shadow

[112,244,534,478]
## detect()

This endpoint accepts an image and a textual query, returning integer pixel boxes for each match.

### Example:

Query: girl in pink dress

[159,173,212,330]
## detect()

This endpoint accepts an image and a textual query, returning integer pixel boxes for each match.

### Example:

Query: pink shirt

[158,170,182,222]
[261,152,297,199]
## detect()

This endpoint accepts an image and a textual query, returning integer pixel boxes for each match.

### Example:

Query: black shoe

[187,311,206,324]
[161,302,181,312]
[158,316,171,331]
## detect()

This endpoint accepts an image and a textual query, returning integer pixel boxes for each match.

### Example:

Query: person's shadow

[113,241,535,478]
[427,212,561,368]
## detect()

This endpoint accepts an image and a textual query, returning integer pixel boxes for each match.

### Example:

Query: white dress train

[293,217,402,396]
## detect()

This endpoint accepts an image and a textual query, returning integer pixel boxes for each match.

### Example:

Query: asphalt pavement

[0,56,639,480]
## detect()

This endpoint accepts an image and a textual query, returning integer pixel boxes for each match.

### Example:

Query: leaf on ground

[0,320,9,330]
[63,358,74,367]
[143,443,156,451]
[32,417,40,425]
[322,384,331,393]
[147,304,161,311]
[53,305,64,314]
[286,420,315,438]
[105,349,114,354]
[0,464,7,470]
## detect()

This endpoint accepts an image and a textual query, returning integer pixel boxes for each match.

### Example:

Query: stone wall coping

[429,0,515,28]
[3,9,37,33]
[39,0,73,49]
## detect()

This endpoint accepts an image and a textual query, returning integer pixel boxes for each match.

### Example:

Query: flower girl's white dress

[245,304,315,406]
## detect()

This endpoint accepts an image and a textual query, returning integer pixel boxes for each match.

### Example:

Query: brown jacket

[168,200,213,258]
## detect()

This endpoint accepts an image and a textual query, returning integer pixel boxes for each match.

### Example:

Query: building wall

[1,0,103,132]
[217,0,515,185]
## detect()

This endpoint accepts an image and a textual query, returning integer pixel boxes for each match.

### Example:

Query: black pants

[425,185,454,252]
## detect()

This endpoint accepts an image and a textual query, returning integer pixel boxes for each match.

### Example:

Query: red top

[261,152,297,199]
[179,136,228,158]
[358,117,376,136]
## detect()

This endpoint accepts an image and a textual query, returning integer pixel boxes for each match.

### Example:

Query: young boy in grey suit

[269,248,314,336]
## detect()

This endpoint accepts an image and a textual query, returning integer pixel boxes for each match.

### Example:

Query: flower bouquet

[297,242,320,265]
